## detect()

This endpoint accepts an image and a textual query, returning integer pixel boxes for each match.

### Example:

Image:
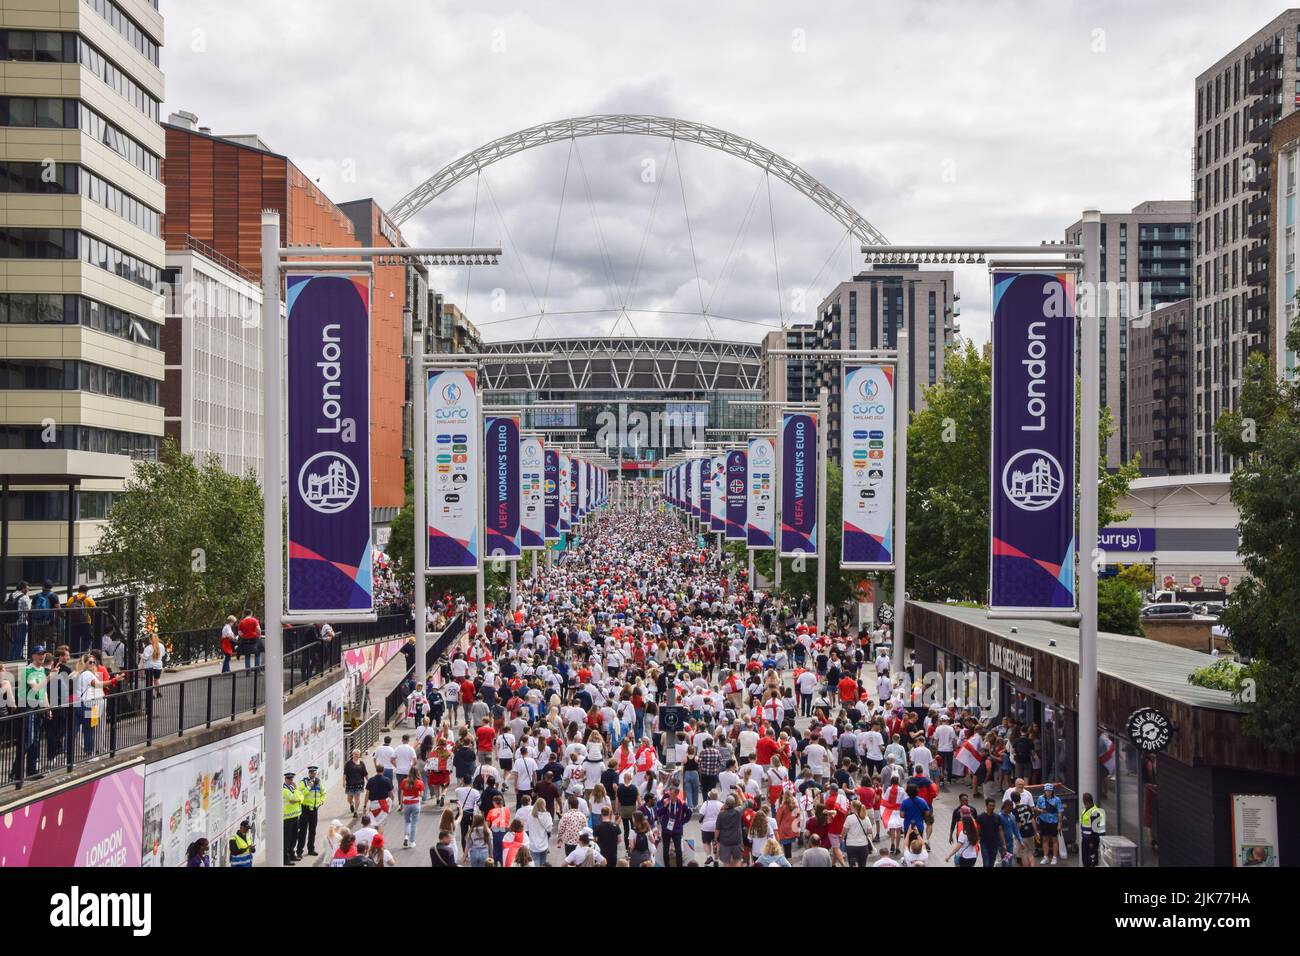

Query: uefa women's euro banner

[747,437,775,549]
[484,415,521,560]
[780,412,818,557]
[725,449,747,541]
[521,436,545,549]
[427,368,480,573]
[990,270,1077,613]
[286,274,374,615]
[0,762,144,867]
[841,364,895,568]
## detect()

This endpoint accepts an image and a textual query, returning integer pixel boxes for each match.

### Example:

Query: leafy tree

[1187,657,1247,694]
[904,341,1139,605]
[89,439,264,632]
[1115,562,1154,593]
[1097,576,1142,636]
[1212,322,1300,751]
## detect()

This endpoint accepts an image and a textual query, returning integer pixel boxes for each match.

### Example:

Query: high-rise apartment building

[1268,108,1300,380]
[813,266,956,458]
[1127,297,1194,475]
[1065,201,1193,465]
[758,322,817,430]
[1,0,165,591]
[1193,8,1300,472]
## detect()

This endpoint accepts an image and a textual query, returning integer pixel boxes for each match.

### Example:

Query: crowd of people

[325,506,1079,868]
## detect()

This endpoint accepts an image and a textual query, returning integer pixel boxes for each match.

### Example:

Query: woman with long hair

[139,630,166,699]
[583,728,606,798]
[399,766,424,849]
[71,653,106,757]
[627,810,654,868]
[466,812,492,867]
[185,837,210,867]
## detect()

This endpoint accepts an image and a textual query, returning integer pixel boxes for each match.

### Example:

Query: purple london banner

[990,270,1077,612]
[780,412,818,558]
[485,415,521,560]
[725,449,747,541]
[286,274,374,614]
[543,449,560,541]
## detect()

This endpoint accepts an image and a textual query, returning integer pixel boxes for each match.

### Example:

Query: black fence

[0,634,340,790]
[161,612,413,667]
[1,598,136,664]
[383,615,465,726]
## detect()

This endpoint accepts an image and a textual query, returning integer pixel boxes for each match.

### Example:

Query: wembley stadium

[479,335,764,468]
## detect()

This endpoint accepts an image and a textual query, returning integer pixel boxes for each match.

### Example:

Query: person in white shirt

[909,742,934,778]
[373,738,396,784]
[564,832,604,867]
[393,735,418,780]
[804,740,829,782]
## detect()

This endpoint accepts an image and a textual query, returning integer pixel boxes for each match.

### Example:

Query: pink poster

[343,638,407,685]
[1,763,144,867]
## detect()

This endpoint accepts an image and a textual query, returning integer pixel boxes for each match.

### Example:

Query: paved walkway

[312,691,1077,869]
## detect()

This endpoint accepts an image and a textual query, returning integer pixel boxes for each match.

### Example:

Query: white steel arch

[387,114,889,246]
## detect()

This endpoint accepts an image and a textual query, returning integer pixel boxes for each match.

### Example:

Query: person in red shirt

[837,675,858,706]
[755,733,782,767]
[237,613,262,669]
[475,721,496,762]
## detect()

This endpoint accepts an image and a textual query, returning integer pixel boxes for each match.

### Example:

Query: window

[79,104,160,179]
[0,423,159,459]
[78,232,161,288]
[80,167,160,235]
[0,160,77,194]
[0,293,160,348]
[0,227,78,259]
[0,30,77,62]
[77,35,160,121]
[81,0,160,67]
[0,96,76,128]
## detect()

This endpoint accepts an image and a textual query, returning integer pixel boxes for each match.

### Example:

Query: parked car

[1141,602,1195,620]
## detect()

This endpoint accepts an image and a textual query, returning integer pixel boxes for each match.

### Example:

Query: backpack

[32,591,55,623]
[2,592,19,614]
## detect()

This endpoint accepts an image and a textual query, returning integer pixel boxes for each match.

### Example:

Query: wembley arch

[386,113,890,247]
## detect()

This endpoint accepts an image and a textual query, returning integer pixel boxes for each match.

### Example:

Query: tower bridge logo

[299,451,360,514]
[1001,449,1063,512]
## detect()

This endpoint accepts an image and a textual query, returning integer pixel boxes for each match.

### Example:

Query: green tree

[904,342,1139,605]
[1211,321,1300,751]
[1097,576,1143,636]
[89,439,264,632]
[1115,562,1154,593]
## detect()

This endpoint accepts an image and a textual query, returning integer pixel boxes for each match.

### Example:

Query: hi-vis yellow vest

[283,783,302,820]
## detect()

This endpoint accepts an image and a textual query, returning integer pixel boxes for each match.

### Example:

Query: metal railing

[344,711,383,757]
[0,635,340,790]
[1,599,134,663]
[382,615,465,726]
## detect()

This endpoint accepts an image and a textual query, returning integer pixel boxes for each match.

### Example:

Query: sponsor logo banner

[543,448,560,541]
[725,449,747,541]
[521,437,546,549]
[747,436,775,549]
[427,368,479,572]
[842,364,895,568]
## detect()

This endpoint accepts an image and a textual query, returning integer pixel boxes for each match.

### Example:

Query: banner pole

[892,331,910,672]
[816,387,828,637]
[1079,212,1101,801]
[412,320,427,683]
[260,210,284,868]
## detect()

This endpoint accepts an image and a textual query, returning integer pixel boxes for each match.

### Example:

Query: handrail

[382,615,465,726]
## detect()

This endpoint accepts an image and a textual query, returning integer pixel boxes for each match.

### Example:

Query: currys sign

[989,271,1077,613]
[1097,527,1154,554]
[286,274,373,614]
[780,412,818,557]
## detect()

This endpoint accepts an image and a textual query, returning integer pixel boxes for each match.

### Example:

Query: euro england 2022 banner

[427,368,480,573]
[521,437,545,550]
[780,412,818,558]
[558,454,572,532]
[286,274,373,614]
[841,364,895,568]
[710,455,726,534]
[747,437,775,549]
[990,270,1077,612]
[725,449,747,541]
[543,448,560,541]
[485,415,521,561]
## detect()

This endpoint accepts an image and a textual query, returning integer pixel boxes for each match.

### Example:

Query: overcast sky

[161,0,1282,345]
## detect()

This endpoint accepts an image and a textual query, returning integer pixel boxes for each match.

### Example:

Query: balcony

[1249,119,1276,143]
[1248,339,1271,356]
[1248,313,1270,335]
[1246,290,1269,310]
[1246,242,1270,262]
[1167,384,1188,400]
[1151,446,1167,462]
[1247,194,1271,218]
[1249,144,1273,169]
[1247,264,1269,287]
[1249,45,1283,71]
[1248,71,1282,95]
[1248,95,1282,120]
[1247,218,1271,239]
[1152,424,1166,440]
